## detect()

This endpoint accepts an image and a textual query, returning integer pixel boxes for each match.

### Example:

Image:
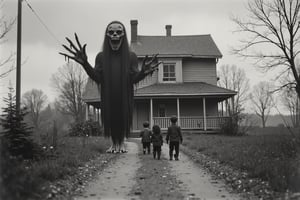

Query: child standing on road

[140,121,152,154]
[151,125,163,160]
[166,116,183,161]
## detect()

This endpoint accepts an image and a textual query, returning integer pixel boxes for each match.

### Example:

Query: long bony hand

[141,54,162,76]
[59,33,88,66]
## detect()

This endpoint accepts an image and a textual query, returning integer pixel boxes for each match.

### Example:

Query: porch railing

[153,116,230,130]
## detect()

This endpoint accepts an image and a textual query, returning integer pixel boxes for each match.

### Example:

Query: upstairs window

[163,63,176,82]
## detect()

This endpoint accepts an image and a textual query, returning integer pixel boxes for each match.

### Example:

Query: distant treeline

[245,113,295,127]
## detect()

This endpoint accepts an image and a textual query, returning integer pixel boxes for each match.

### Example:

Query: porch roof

[134,82,236,99]
[83,80,236,104]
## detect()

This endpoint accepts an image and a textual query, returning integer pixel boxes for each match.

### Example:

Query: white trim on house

[137,55,221,59]
[85,104,89,121]
[150,98,153,127]
[135,93,237,97]
[177,98,180,126]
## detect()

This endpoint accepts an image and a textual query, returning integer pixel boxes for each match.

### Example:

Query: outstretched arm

[132,54,161,84]
[60,33,101,84]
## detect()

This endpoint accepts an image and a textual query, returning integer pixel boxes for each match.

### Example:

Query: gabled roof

[130,35,222,58]
[134,82,236,99]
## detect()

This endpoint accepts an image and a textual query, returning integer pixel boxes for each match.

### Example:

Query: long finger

[66,37,79,52]
[75,33,82,49]
[149,53,158,63]
[83,44,87,55]
[142,55,149,66]
[145,67,158,75]
[152,61,162,68]
[62,44,76,55]
[59,52,76,60]
[146,54,159,65]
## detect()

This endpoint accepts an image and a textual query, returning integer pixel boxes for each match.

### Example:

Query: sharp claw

[75,33,82,49]
[62,44,76,55]
[66,37,79,52]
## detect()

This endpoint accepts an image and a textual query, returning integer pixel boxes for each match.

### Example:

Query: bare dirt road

[74,139,242,200]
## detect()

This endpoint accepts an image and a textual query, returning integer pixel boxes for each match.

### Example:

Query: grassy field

[182,127,300,192]
[1,136,112,200]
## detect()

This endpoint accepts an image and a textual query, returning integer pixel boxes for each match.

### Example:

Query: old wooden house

[83,20,236,132]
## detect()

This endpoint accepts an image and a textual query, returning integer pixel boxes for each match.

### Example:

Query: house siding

[179,98,218,116]
[182,58,217,85]
[205,98,218,116]
[180,99,203,116]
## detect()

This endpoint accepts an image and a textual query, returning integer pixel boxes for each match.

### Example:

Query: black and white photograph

[0,0,300,199]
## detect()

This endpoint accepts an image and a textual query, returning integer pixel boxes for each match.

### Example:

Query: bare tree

[51,61,87,123]
[0,0,16,79]
[22,89,48,129]
[218,64,250,115]
[281,87,300,127]
[218,65,251,135]
[250,81,274,127]
[232,0,300,99]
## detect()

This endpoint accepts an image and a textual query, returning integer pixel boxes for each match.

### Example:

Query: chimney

[130,20,138,43]
[165,25,172,36]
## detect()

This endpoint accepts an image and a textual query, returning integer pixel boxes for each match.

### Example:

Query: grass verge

[0,136,112,200]
[182,130,300,193]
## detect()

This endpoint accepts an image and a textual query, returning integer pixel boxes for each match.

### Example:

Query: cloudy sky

[0,0,283,113]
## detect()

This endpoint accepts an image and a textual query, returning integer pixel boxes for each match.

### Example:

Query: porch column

[150,98,153,127]
[96,109,99,122]
[177,98,180,126]
[85,104,89,121]
[98,109,102,126]
[93,107,96,121]
[221,101,224,116]
[203,97,207,131]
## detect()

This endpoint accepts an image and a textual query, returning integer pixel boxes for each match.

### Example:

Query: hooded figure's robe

[93,51,139,145]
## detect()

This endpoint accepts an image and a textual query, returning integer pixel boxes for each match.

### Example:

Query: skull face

[106,23,125,51]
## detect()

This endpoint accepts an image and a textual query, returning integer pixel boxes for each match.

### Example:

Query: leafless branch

[231,0,300,98]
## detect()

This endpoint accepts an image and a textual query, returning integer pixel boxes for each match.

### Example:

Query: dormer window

[163,63,176,82]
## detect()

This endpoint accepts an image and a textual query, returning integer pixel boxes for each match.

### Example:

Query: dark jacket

[151,133,163,146]
[166,124,183,143]
[140,128,152,143]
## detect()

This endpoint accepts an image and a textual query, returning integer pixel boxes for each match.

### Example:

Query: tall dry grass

[182,127,300,192]
[0,136,111,200]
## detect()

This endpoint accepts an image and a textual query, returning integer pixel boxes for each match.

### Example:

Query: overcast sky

[0,0,285,113]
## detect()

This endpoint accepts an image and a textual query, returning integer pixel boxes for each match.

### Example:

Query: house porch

[133,97,231,132]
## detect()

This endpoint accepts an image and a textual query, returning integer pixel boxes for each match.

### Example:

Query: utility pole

[16,0,22,113]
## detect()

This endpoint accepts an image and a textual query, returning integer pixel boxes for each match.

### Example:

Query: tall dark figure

[60,21,159,152]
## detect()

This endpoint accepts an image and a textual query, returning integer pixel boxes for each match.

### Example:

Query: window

[163,63,176,82]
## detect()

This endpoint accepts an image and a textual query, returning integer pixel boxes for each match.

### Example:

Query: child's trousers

[142,142,151,154]
[169,141,180,160]
[153,145,161,159]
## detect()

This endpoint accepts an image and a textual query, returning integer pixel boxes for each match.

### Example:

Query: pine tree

[0,87,36,159]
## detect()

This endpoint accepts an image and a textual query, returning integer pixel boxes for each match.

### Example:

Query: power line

[23,0,62,46]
